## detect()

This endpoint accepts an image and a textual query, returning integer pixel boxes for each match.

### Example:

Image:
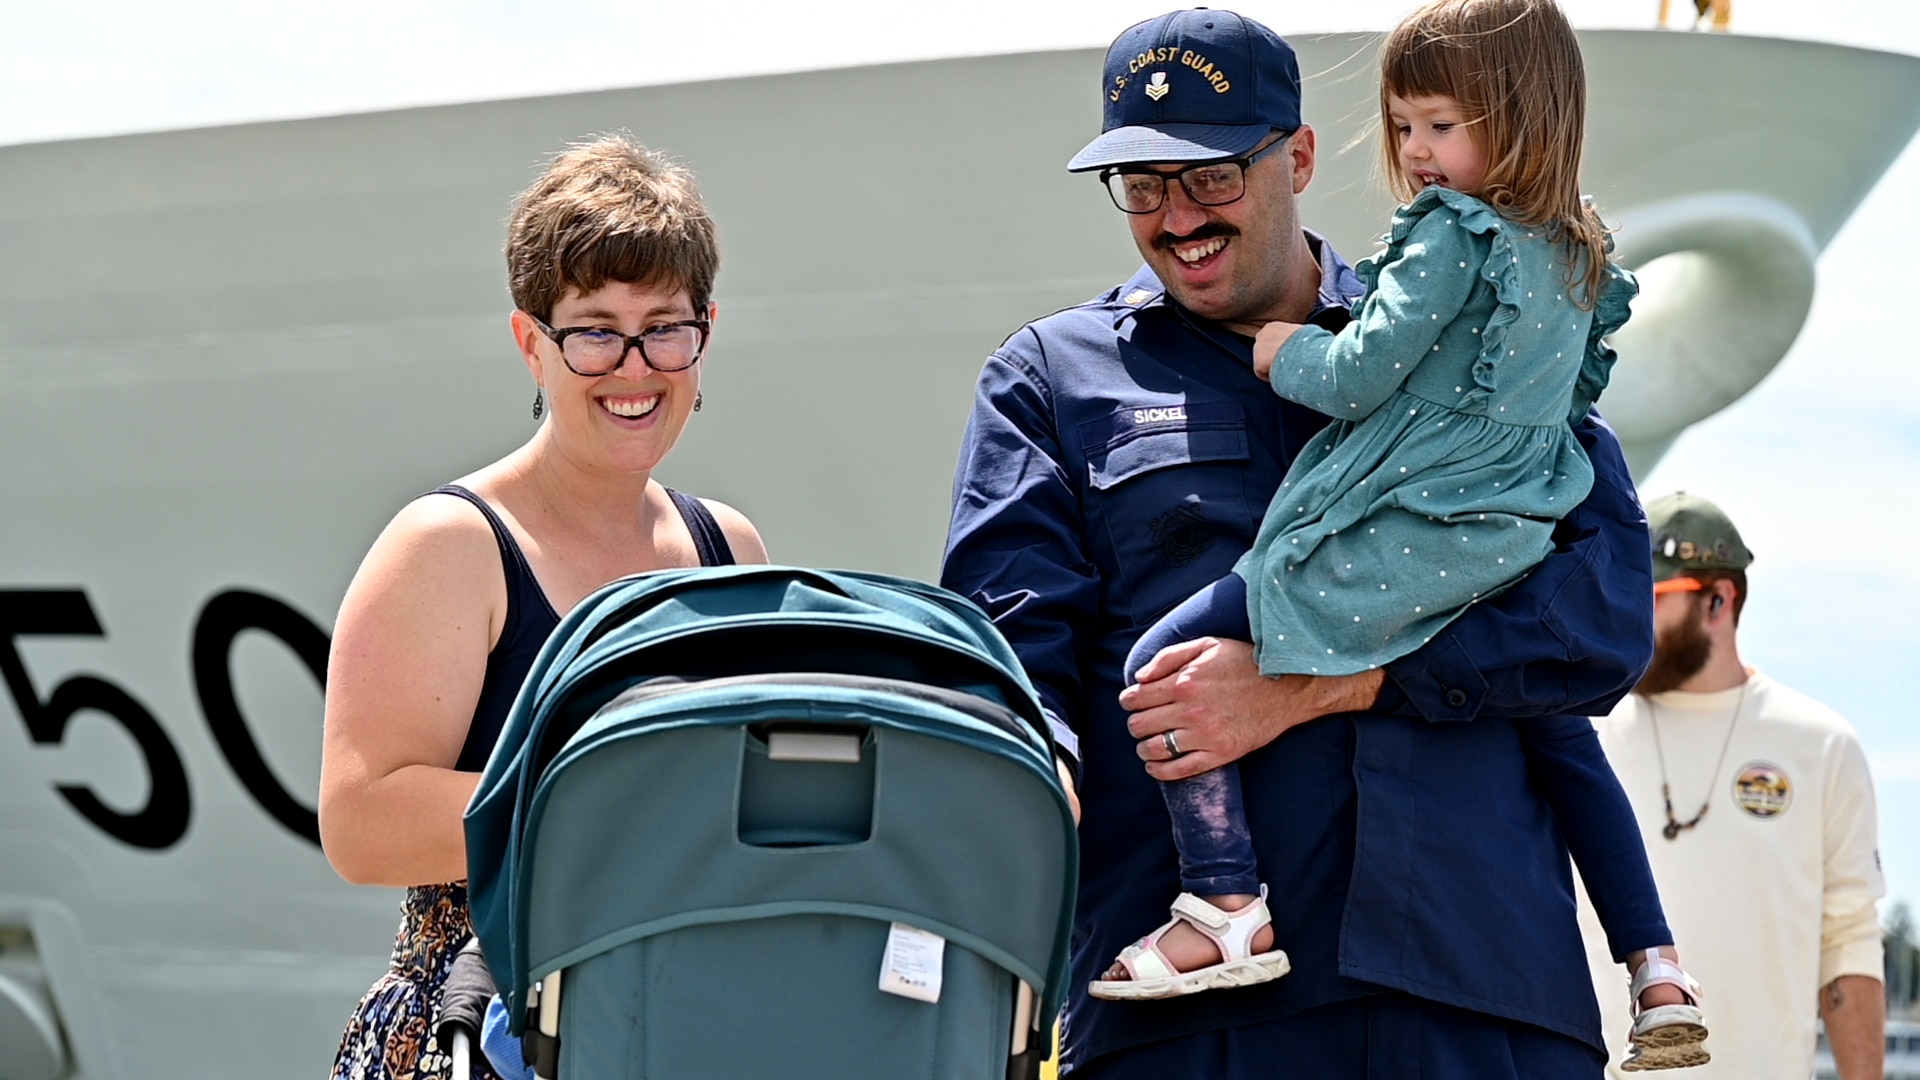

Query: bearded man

[1580,491,1887,1080]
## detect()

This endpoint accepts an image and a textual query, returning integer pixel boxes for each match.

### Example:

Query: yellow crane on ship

[1661,0,1732,31]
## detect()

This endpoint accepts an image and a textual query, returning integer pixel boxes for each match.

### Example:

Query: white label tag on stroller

[878,922,945,1003]
[766,730,862,763]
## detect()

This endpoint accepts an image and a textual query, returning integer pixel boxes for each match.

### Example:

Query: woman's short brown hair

[506,134,719,321]
[1379,0,1611,308]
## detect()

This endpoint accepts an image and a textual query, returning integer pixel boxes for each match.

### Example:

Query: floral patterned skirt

[331,883,503,1080]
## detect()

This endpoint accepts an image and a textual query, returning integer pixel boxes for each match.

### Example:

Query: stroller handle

[438,937,497,1080]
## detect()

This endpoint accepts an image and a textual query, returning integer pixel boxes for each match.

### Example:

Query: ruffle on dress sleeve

[1568,250,1637,425]
[1355,187,1519,414]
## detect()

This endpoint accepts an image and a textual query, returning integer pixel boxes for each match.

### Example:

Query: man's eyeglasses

[530,315,710,376]
[1098,135,1292,215]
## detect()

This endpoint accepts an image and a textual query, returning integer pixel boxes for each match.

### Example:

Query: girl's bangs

[1383,38,1467,104]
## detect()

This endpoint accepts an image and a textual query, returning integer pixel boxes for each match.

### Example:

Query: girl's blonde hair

[1379,0,1611,308]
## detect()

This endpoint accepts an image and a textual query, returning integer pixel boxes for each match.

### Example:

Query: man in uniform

[1580,493,1886,1079]
[941,9,1659,1078]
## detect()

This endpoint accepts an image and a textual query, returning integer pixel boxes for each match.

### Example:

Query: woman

[320,134,767,1080]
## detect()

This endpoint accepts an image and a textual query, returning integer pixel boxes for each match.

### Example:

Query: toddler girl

[1089,0,1707,1070]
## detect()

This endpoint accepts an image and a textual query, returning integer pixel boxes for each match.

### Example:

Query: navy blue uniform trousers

[1069,992,1605,1079]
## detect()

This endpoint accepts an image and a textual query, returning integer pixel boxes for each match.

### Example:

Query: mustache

[1154,223,1240,251]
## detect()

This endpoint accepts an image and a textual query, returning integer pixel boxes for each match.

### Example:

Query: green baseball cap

[1645,492,1754,582]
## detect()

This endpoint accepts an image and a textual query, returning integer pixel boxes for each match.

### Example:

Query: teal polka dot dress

[1240,186,1635,676]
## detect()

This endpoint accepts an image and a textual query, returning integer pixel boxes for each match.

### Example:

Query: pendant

[1662,821,1682,840]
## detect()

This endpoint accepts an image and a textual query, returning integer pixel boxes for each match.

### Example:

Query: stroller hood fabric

[463,565,1077,1035]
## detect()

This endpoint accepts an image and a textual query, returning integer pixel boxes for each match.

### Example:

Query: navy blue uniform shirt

[940,235,1655,1069]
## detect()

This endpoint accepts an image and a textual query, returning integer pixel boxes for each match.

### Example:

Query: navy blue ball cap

[1068,8,1302,173]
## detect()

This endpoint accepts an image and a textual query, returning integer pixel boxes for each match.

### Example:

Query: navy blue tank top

[431,484,736,772]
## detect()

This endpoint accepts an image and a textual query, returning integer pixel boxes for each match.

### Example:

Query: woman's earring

[532,388,544,420]
[693,391,703,413]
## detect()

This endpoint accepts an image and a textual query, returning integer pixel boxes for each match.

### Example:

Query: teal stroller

[464,566,1077,1079]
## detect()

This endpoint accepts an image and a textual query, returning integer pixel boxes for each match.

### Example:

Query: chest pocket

[1082,402,1257,625]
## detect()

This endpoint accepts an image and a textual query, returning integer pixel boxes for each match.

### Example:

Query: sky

[5,0,1920,146]
[5,0,1916,913]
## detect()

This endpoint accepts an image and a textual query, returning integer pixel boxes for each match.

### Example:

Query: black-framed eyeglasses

[1098,135,1292,215]
[530,315,710,376]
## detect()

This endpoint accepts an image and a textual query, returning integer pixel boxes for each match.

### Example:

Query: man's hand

[1056,757,1081,825]
[1119,637,1383,781]
[1251,321,1305,381]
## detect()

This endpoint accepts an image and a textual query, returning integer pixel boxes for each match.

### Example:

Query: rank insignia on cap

[1732,762,1792,819]
[1122,288,1155,306]
[1144,72,1170,101]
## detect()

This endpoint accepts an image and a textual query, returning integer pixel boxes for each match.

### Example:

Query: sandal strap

[1168,885,1272,963]
[1629,952,1703,1012]
[1169,893,1231,933]
[1116,937,1178,983]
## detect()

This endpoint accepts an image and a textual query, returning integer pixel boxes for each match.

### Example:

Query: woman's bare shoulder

[367,491,503,572]
[694,496,770,565]
[337,489,509,638]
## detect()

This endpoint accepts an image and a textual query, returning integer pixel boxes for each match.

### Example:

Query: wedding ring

[1162,730,1182,757]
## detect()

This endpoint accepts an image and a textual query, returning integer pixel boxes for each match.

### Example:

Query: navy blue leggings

[1126,573,1261,896]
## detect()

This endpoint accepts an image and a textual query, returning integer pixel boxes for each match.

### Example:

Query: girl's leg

[1126,574,1253,684]
[1098,573,1276,991]
[1521,720,1704,1068]
[1094,764,1274,987]
[1133,570,1260,897]
[1520,718,1671,961]
[1161,764,1261,898]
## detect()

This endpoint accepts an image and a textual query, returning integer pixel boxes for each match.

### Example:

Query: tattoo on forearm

[1824,981,1845,1011]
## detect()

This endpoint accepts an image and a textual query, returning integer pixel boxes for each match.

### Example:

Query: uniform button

[1445,689,1468,708]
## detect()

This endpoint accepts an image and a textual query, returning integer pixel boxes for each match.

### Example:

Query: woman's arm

[317,496,504,886]
[702,497,770,565]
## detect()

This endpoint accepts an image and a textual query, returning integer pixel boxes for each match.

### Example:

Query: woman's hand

[1251,321,1304,381]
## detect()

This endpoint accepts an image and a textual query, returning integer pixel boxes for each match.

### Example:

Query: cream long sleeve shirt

[1578,671,1884,1080]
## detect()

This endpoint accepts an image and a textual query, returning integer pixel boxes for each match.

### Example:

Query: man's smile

[1174,236,1229,264]
[1157,223,1240,274]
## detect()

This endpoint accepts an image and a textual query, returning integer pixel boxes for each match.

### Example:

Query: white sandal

[1621,951,1710,1072]
[1087,886,1290,1001]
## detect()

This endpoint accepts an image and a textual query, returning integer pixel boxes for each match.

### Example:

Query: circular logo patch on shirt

[1732,761,1792,819]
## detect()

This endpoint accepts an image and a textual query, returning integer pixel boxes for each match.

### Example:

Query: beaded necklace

[1648,680,1748,841]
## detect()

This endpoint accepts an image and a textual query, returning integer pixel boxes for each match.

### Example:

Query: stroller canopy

[464,566,1078,1033]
